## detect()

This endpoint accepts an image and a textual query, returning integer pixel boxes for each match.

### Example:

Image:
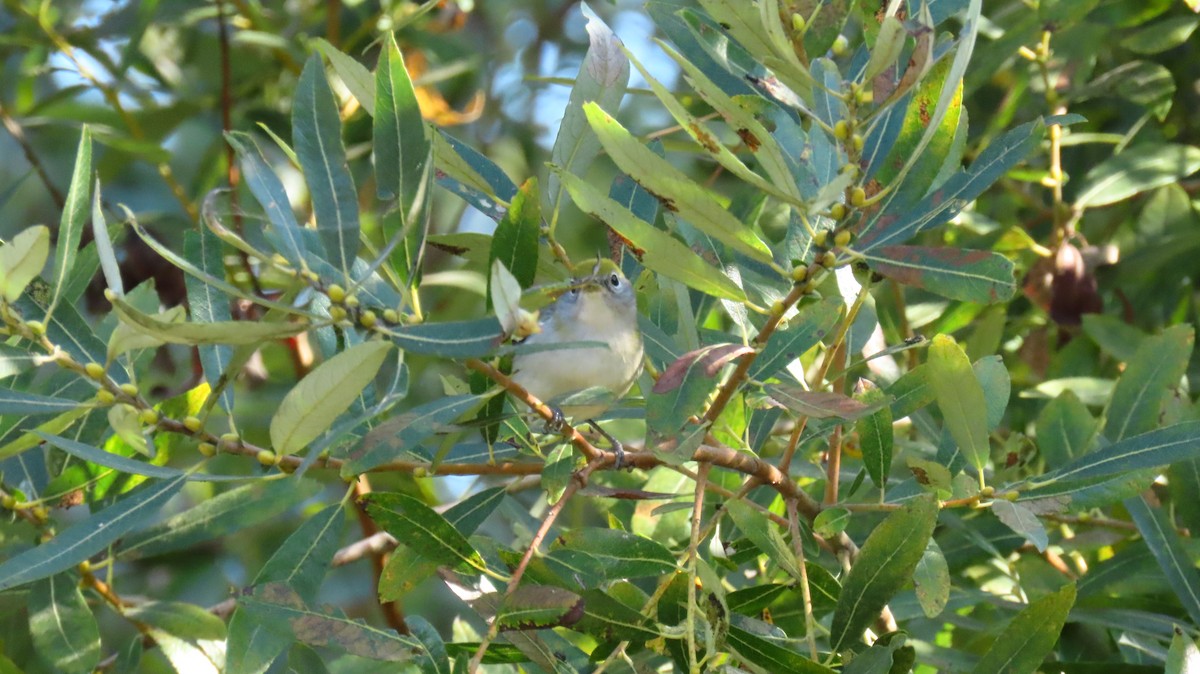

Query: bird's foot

[587,420,630,470]
[543,406,566,434]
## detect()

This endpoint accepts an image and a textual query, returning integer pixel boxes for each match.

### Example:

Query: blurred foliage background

[1,0,1200,672]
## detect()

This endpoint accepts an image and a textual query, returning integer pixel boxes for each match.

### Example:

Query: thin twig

[787,500,819,660]
[351,474,408,634]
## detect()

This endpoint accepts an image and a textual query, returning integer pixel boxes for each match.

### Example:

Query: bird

[510,259,643,466]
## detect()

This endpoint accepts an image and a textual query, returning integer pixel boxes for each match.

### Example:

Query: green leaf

[557,168,745,301]
[1076,144,1200,209]
[48,127,91,314]
[373,32,430,215]
[119,478,320,560]
[969,583,1076,674]
[126,601,226,674]
[227,132,308,268]
[341,393,487,475]
[723,499,802,582]
[381,318,503,357]
[364,492,487,572]
[90,181,123,296]
[111,294,308,345]
[240,583,421,661]
[545,13,629,220]
[0,389,83,415]
[29,573,101,674]
[38,432,236,482]
[725,625,837,674]
[583,103,775,266]
[549,528,677,579]
[271,340,392,455]
[256,503,346,603]
[489,178,541,294]
[1167,626,1200,674]
[408,616,451,674]
[0,225,50,303]
[1125,496,1200,625]
[0,474,186,591]
[1105,324,1193,442]
[183,229,235,411]
[856,382,894,490]
[830,494,938,651]
[1121,16,1200,54]
[991,499,1048,552]
[749,296,842,380]
[488,585,584,631]
[913,539,950,618]
[864,246,1016,304]
[315,38,374,116]
[1081,313,1146,362]
[1035,391,1097,469]
[294,52,360,277]
[814,507,851,538]
[574,588,658,642]
[928,335,990,478]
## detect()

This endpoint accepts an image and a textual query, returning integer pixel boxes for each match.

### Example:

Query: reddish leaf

[653,343,754,393]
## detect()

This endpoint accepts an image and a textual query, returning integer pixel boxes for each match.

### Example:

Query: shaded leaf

[374,33,431,218]
[1125,496,1200,626]
[928,335,990,477]
[991,499,1048,552]
[227,132,308,268]
[342,393,487,475]
[381,318,503,358]
[749,296,842,380]
[111,294,307,345]
[1076,143,1200,209]
[724,499,802,582]
[726,625,837,674]
[29,573,101,674]
[654,343,754,393]
[1036,391,1097,469]
[1105,324,1193,442]
[488,178,540,296]
[856,381,894,489]
[48,127,91,313]
[550,528,676,579]
[970,583,1076,674]
[913,539,950,618]
[364,492,487,572]
[0,389,83,416]
[765,386,873,420]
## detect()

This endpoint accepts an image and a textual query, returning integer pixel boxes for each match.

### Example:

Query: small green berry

[820,251,837,268]
[791,13,805,32]
[791,266,809,283]
[119,383,139,397]
[85,362,106,379]
[220,432,240,446]
[834,230,853,248]
[256,450,276,466]
[183,416,203,433]
[329,306,348,323]
[382,309,399,324]
[771,300,786,315]
[833,120,850,140]
[359,310,377,329]
[832,35,849,56]
[344,295,359,309]
[198,442,217,457]
[95,390,116,405]
[0,495,15,510]
[25,320,45,336]
[327,284,346,304]
[139,409,159,426]
[852,133,864,153]
[830,204,846,220]
[1003,490,1020,501]
[850,187,867,207]
[813,229,830,247]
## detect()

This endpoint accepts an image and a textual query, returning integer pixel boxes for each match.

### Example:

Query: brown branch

[0,100,66,209]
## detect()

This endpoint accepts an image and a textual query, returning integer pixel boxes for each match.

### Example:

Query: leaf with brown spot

[765,386,876,420]
[863,245,1016,304]
[654,343,755,394]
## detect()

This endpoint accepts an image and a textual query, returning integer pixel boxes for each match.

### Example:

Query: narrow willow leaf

[489,259,524,334]
[111,295,308,345]
[126,602,226,674]
[408,616,451,674]
[831,494,938,651]
[0,389,82,415]
[119,479,321,560]
[294,53,360,278]
[241,583,422,661]
[550,528,676,579]
[724,499,803,581]
[970,583,1076,674]
[913,539,950,618]
[374,32,430,215]
[1041,420,1200,485]
[574,589,658,641]
[48,127,92,314]
[342,393,488,475]
[584,103,775,266]
[0,474,185,591]
[1125,496,1200,625]
[90,182,124,297]
[38,432,244,482]
[315,38,374,115]
[726,625,837,674]
[364,492,487,572]
[183,230,235,411]
[1036,390,1097,469]
[859,120,1044,251]
[1076,143,1200,209]
[486,586,584,631]
[863,246,1016,304]
[271,341,392,455]
[380,318,503,357]
[558,169,746,301]
[546,13,629,219]
[489,178,540,294]
[765,386,873,420]
[0,225,50,303]
[226,132,308,268]
[226,609,290,674]
[856,382,894,489]
[928,335,990,477]
[256,503,345,603]
[1167,625,1200,674]
[991,499,1048,552]
[1105,324,1193,442]
[432,131,516,222]
[749,296,842,380]
[29,573,102,674]
[864,15,906,81]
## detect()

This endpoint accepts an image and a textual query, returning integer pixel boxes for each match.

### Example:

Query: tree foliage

[1,0,1199,672]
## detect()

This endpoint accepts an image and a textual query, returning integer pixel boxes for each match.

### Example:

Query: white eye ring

[568,287,580,296]
[608,273,621,288]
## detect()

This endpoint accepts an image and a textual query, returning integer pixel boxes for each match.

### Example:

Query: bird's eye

[608,273,621,288]
[568,287,580,296]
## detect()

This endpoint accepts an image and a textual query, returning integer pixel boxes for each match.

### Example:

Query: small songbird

[511,259,643,465]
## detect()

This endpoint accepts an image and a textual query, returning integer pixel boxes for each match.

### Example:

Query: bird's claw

[543,406,565,434]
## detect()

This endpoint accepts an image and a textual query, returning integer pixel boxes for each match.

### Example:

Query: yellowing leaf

[0,225,50,302]
[270,341,392,455]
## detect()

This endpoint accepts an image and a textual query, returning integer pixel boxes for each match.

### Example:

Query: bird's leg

[543,405,566,434]
[587,420,627,470]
